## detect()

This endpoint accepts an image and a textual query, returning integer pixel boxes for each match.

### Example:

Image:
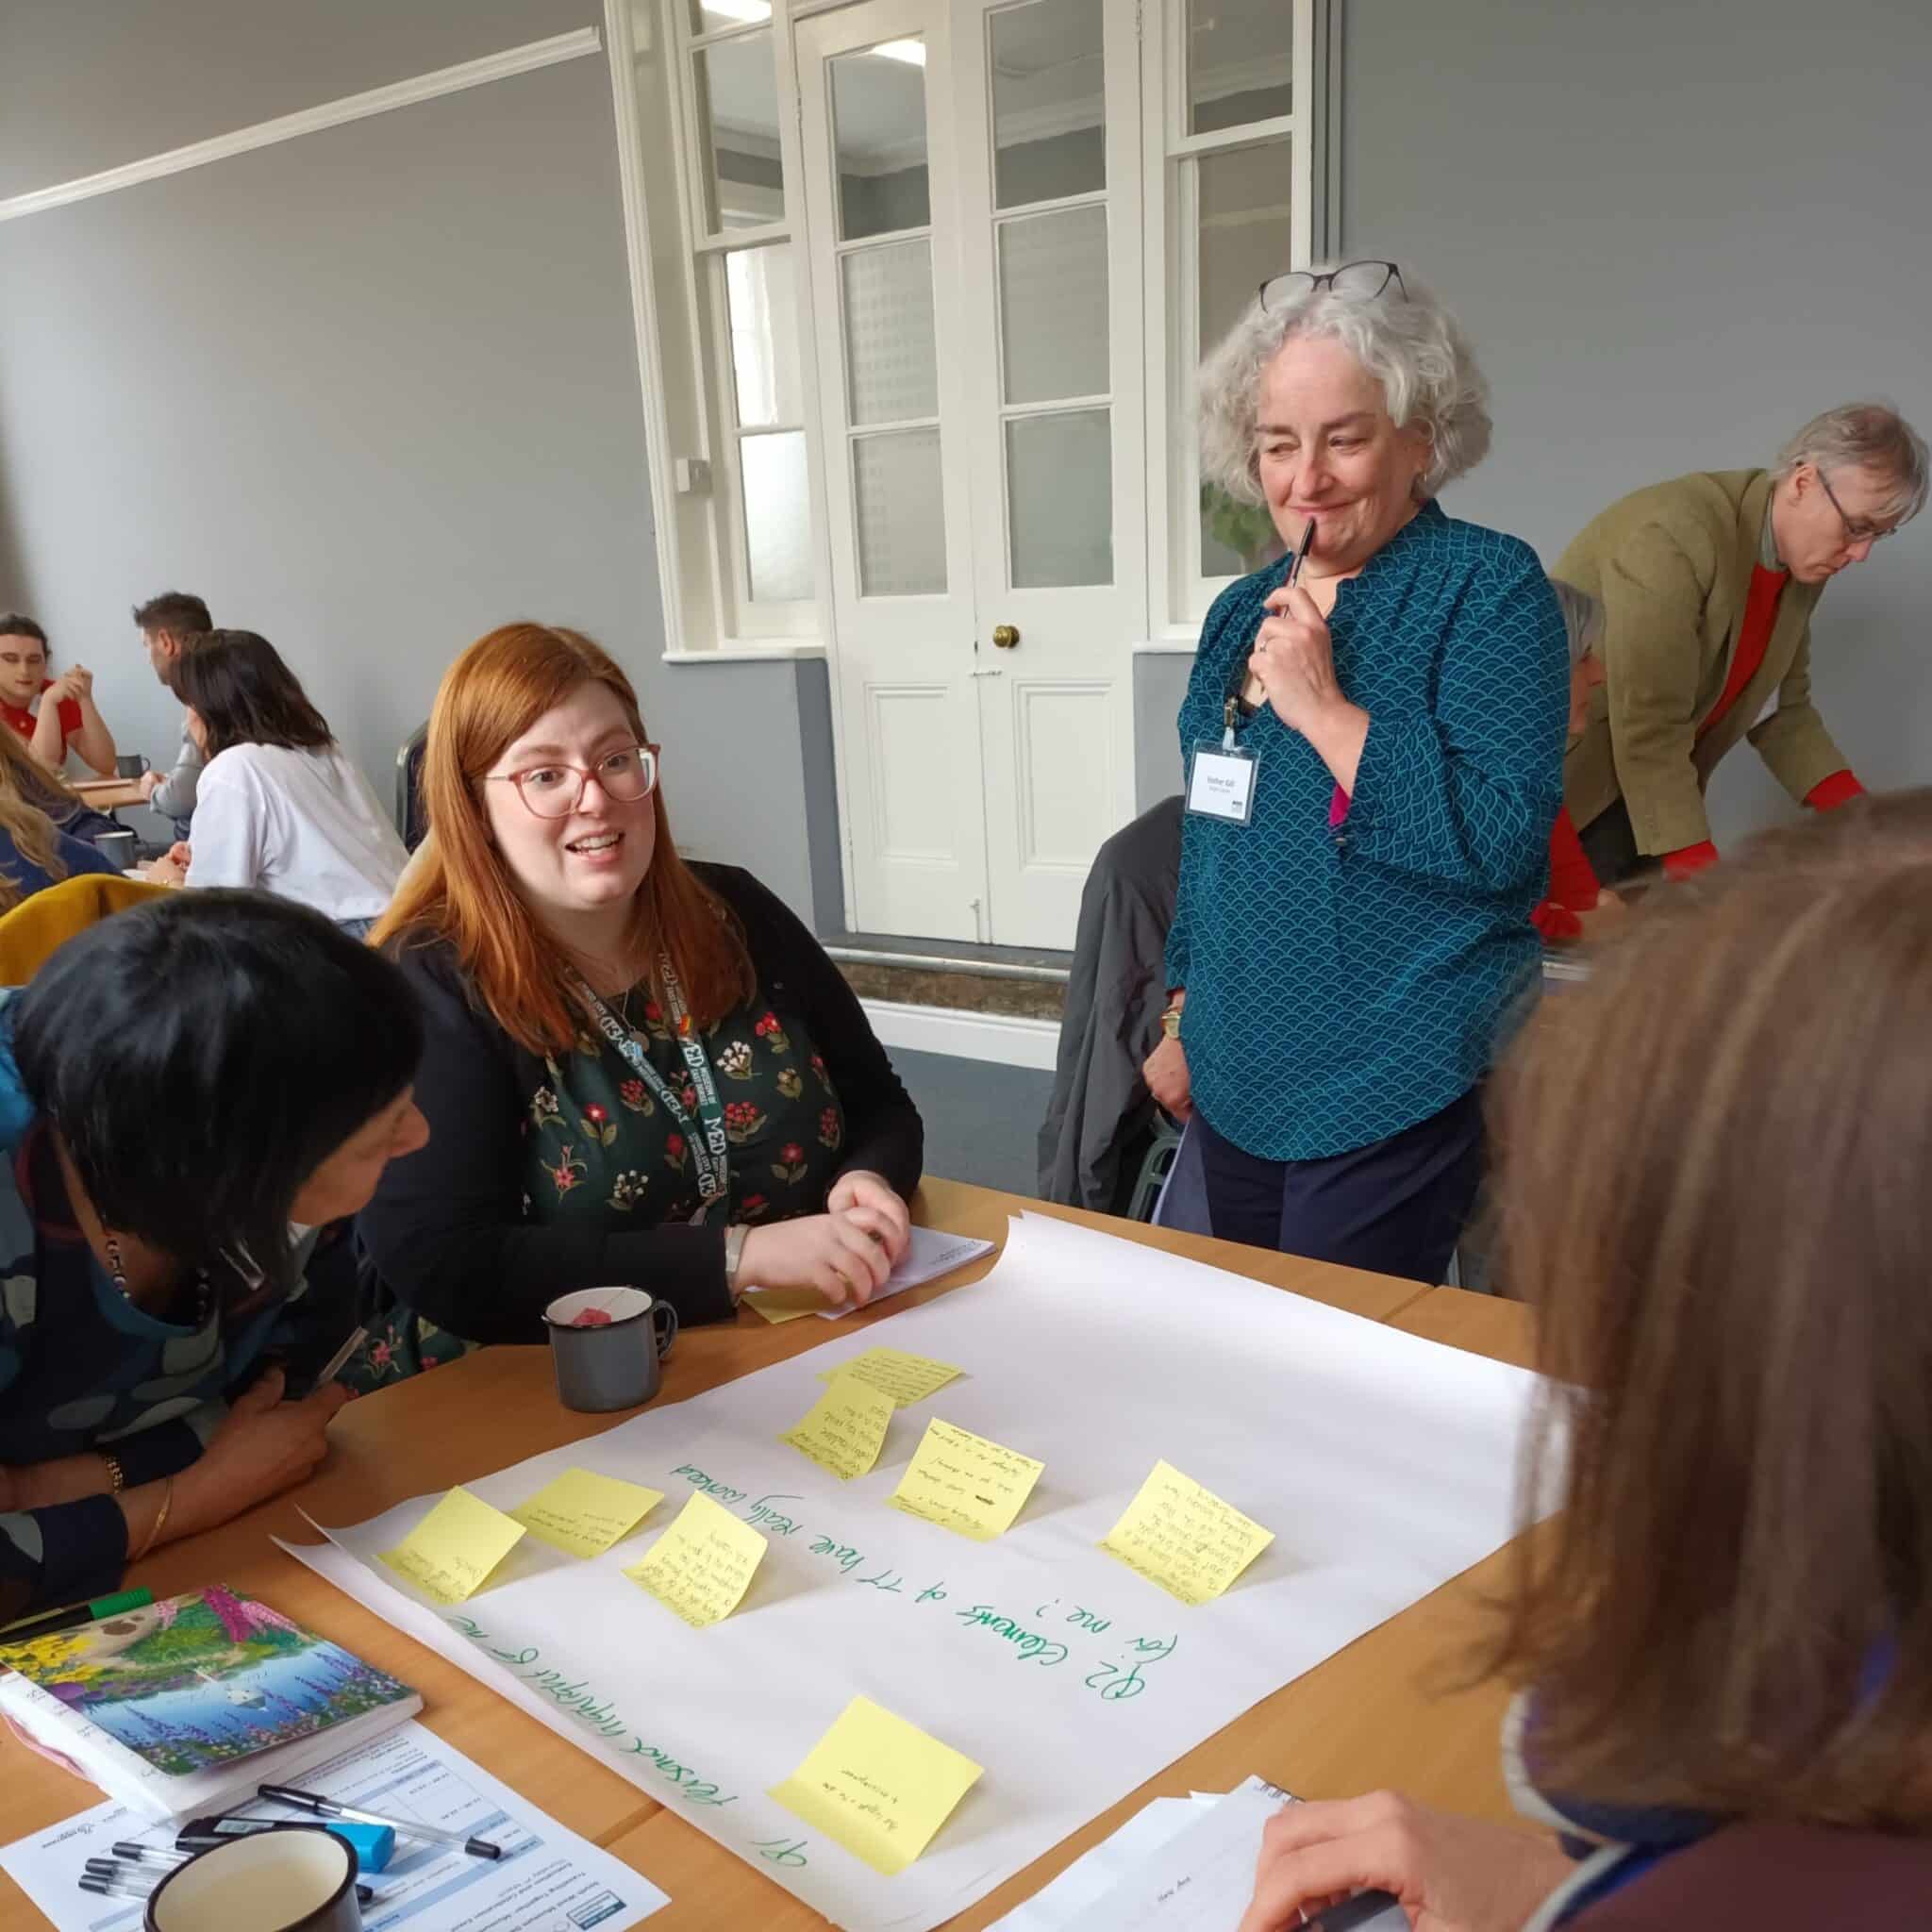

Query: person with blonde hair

[1240,793,1932,1930]
[354,624,922,1383]
[1142,261,1565,1281]
[1557,401,1927,886]
[0,726,117,916]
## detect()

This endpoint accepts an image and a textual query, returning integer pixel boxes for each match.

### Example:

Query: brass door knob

[991,624,1020,649]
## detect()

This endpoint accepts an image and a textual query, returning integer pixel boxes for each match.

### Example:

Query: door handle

[991,624,1020,649]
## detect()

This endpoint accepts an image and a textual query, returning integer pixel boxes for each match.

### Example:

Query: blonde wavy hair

[0,727,77,914]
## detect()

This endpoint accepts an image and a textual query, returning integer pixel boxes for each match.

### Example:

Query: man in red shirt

[0,614,118,776]
[1557,403,1926,884]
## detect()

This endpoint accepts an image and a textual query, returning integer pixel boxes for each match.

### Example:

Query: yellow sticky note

[780,1374,896,1480]
[378,1486,527,1605]
[508,1468,665,1558]
[770,1695,983,1875]
[742,1288,823,1324]
[1099,1459,1275,1606]
[887,1417,1043,1541]
[817,1345,962,1407]
[623,1491,768,1627]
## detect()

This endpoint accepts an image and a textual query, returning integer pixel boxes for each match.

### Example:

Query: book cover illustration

[0,1585,412,1776]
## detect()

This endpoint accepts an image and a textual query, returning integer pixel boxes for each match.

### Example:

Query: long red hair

[374,624,754,1055]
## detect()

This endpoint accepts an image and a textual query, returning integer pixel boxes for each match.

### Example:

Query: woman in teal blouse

[1144,261,1566,1281]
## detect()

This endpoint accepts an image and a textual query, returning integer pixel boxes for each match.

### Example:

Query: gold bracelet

[131,1477,174,1565]
[99,1452,125,1496]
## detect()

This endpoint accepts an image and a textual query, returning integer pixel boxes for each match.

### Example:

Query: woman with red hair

[354,625,921,1381]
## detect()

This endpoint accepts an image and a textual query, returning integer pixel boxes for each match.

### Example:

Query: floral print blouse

[525,986,846,1231]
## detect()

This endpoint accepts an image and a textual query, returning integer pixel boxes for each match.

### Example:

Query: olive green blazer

[1557,469,1847,855]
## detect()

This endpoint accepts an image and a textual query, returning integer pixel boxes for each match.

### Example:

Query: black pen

[1286,515,1317,586]
[258,1781,503,1859]
[106,1842,189,1867]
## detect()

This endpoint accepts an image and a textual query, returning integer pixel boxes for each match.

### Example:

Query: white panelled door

[797,0,1143,950]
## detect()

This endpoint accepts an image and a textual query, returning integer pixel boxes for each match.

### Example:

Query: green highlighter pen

[0,1588,155,1646]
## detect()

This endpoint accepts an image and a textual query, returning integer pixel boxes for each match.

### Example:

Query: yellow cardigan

[1557,469,1848,856]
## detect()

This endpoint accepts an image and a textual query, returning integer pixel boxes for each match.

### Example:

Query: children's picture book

[0,1585,421,1818]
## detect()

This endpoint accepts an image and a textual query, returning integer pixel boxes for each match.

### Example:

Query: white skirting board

[859,998,1060,1073]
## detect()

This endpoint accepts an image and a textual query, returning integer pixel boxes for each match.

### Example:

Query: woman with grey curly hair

[1144,261,1566,1283]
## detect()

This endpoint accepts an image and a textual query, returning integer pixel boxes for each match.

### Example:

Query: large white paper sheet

[0,1720,667,1932]
[287,1214,1553,1932]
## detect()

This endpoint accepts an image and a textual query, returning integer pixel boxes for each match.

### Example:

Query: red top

[1532,806,1602,941]
[0,681,82,756]
[1663,563,1864,877]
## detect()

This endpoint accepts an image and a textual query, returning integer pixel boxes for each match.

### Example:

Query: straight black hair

[170,629,334,761]
[12,891,423,1303]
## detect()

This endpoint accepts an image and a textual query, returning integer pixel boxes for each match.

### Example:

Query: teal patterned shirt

[1166,501,1567,1160]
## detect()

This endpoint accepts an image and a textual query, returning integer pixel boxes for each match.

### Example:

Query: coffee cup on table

[145,1825,360,1932]
[543,1287,678,1413]
[115,752,151,778]
[95,829,137,871]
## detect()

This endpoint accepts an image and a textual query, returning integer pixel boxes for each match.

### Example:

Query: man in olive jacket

[1557,403,1926,883]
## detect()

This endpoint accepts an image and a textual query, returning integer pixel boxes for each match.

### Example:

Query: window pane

[853,429,947,596]
[1007,409,1112,588]
[831,41,931,242]
[693,29,785,231]
[991,0,1105,209]
[689,0,772,31]
[725,244,802,429]
[841,241,938,426]
[999,205,1108,405]
[1196,141,1293,575]
[741,430,813,602]
[1188,0,1292,136]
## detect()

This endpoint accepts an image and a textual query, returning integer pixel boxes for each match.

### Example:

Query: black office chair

[394,723,429,851]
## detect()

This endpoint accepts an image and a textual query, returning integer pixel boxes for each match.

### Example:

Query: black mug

[115,752,151,779]
[145,1825,360,1931]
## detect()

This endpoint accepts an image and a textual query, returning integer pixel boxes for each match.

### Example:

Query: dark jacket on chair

[1039,796,1182,1211]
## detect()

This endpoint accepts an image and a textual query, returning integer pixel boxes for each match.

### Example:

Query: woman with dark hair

[0,891,427,1620]
[355,624,922,1383]
[150,629,408,934]
[1239,796,1932,1929]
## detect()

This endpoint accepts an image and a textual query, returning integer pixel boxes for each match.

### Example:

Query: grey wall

[0,0,828,924]
[1341,0,1932,848]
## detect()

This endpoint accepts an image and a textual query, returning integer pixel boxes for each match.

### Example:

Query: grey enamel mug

[116,752,152,778]
[543,1287,678,1412]
[145,1826,360,1931]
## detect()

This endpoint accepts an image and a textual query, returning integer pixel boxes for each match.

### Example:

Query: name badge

[1186,739,1257,824]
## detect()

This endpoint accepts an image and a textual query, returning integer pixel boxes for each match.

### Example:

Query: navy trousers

[1192,1087,1485,1286]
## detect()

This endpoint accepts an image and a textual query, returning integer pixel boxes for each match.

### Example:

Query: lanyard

[571,958,730,1220]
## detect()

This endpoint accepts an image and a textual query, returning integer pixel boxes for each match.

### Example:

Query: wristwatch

[1160,1004,1183,1041]
[723,1224,750,1303]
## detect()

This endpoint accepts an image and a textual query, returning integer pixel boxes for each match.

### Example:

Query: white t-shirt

[186,741,408,922]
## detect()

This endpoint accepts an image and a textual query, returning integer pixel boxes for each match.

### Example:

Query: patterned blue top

[0,993,307,1618]
[1166,501,1566,1160]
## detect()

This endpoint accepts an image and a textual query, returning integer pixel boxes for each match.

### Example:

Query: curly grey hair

[1198,268,1492,505]
[1771,401,1929,525]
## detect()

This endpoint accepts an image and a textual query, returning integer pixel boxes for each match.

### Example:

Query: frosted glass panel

[1197,141,1293,575]
[831,42,931,242]
[690,1,772,30]
[1188,0,1292,135]
[841,241,938,425]
[999,206,1108,405]
[991,0,1105,209]
[725,243,802,428]
[741,431,812,602]
[692,30,786,231]
[1007,410,1112,588]
[854,429,947,596]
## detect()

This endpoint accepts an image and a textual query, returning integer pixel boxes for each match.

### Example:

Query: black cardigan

[357,864,923,1344]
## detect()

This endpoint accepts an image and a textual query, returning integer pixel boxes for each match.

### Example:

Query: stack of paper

[991,1777,1406,1932]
